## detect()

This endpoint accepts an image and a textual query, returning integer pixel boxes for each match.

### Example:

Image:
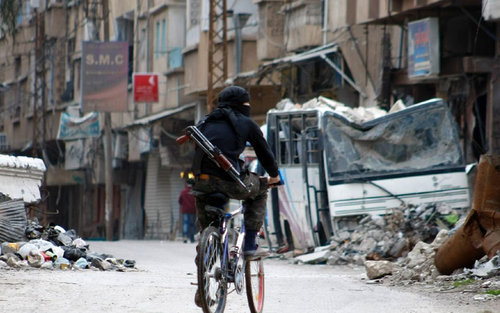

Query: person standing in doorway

[178,179,197,243]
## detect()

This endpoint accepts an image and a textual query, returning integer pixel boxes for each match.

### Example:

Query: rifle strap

[192,107,245,175]
[196,107,245,147]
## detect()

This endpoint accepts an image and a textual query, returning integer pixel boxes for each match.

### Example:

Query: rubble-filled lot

[280,203,500,304]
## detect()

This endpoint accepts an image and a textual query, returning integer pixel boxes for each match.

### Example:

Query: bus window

[276,113,318,165]
[304,127,320,164]
[278,119,291,164]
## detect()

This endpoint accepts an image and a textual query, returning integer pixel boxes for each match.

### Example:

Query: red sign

[133,73,159,102]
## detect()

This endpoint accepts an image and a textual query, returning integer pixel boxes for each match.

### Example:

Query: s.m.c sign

[81,41,129,112]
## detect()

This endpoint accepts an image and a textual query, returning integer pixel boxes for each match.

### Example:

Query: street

[0,240,498,313]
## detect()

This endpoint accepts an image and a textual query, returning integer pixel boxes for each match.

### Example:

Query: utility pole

[32,8,39,157]
[102,0,114,241]
[207,0,228,113]
[32,4,46,158]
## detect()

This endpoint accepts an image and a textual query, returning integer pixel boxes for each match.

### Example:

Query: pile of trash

[0,218,136,271]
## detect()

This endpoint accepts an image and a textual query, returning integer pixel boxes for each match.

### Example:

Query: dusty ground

[0,240,498,313]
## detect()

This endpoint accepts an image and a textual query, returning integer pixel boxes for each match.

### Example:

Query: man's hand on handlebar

[267,175,281,188]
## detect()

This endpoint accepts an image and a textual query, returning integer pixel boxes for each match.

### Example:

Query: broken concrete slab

[294,249,330,264]
[467,252,500,278]
[365,260,393,279]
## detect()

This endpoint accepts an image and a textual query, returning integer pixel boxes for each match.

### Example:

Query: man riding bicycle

[191,85,280,307]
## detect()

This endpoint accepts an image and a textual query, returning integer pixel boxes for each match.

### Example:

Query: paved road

[0,240,498,313]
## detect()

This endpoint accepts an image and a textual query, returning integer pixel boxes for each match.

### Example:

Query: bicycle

[196,192,266,313]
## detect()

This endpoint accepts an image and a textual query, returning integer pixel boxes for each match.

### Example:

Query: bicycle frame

[198,201,266,313]
[219,205,246,290]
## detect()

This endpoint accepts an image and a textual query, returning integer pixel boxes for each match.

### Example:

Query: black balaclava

[217,86,251,116]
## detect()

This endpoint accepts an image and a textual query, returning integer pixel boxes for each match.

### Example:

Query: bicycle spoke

[246,259,265,313]
[198,227,227,313]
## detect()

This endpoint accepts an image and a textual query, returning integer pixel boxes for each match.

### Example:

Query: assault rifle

[176,125,250,192]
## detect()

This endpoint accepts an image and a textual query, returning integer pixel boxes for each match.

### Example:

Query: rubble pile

[308,202,462,266]
[0,218,136,271]
[286,201,499,300]
[386,248,500,302]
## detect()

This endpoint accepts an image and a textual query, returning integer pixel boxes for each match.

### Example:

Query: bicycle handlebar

[266,170,284,188]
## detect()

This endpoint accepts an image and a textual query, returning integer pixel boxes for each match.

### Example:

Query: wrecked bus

[265,98,470,251]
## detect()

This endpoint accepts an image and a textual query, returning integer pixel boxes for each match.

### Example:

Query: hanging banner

[57,112,100,140]
[133,73,159,103]
[408,18,440,78]
[81,41,129,112]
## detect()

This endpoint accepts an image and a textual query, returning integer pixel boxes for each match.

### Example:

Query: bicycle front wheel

[198,226,227,313]
[245,259,265,313]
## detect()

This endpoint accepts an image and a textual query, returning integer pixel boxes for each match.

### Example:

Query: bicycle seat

[204,192,228,209]
[204,192,229,219]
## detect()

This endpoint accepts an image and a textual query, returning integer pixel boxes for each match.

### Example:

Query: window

[0,95,4,130]
[275,113,319,166]
[168,47,183,69]
[161,19,166,57]
[115,15,134,83]
[155,21,160,59]
[0,133,8,151]
[323,100,464,182]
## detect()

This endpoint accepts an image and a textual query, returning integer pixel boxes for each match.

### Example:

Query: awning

[130,102,197,126]
[228,43,365,97]
[265,43,338,65]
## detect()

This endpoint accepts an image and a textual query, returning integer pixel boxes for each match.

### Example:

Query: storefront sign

[81,41,129,112]
[133,73,159,102]
[408,18,440,78]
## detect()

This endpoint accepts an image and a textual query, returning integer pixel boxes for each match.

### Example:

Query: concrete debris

[466,252,500,278]
[279,202,499,299]
[0,218,136,272]
[293,203,459,267]
[365,260,393,280]
[293,249,330,264]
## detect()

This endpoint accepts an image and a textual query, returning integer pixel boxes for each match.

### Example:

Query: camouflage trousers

[192,172,268,232]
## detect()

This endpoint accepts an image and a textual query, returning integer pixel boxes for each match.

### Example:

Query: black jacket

[194,109,279,181]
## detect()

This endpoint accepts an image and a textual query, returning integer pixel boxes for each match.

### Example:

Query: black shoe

[194,289,202,307]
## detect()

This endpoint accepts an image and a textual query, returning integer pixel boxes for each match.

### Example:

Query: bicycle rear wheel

[245,259,265,313]
[198,226,227,313]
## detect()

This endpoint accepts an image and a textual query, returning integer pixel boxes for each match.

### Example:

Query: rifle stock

[176,135,190,145]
